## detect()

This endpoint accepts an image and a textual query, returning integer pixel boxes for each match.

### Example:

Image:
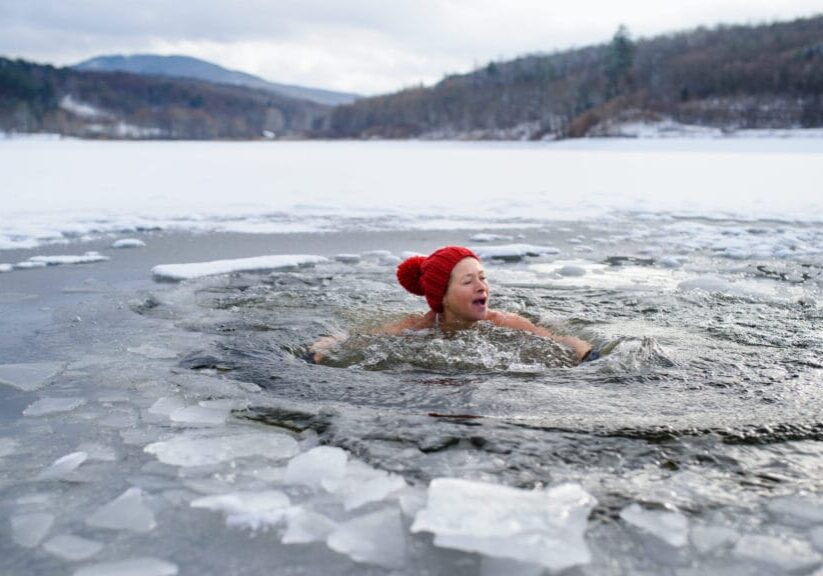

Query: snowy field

[1,139,823,576]
[1,138,823,252]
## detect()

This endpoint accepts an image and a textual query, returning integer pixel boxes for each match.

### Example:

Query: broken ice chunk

[284,446,347,492]
[73,557,178,576]
[282,508,338,544]
[327,507,406,569]
[76,443,117,462]
[690,525,739,554]
[733,534,822,572]
[37,451,88,480]
[620,503,689,547]
[86,488,156,533]
[412,479,596,571]
[43,534,103,561]
[340,463,407,511]
[0,362,64,391]
[11,512,54,547]
[23,397,87,417]
[148,397,186,417]
[144,430,299,467]
[191,490,290,530]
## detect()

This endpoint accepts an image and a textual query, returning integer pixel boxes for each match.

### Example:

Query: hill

[0,58,330,139]
[324,15,823,139]
[74,54,359,106]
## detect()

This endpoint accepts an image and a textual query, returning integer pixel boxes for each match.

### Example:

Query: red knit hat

[396,246,480,313]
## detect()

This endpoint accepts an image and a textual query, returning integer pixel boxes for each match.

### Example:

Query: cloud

[1,0,821,94]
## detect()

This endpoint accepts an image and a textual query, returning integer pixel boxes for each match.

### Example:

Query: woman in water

[310,245,596,364]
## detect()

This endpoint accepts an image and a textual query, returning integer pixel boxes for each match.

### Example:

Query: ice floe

[111,238,146,248]
[620,503,689,547]
[152,254,328,281]
[144,430,299,467]
[37,451,88,480]
[15,252,109,269]
[0,263,12,272]
[0,361,64,391]
[334,253,361,264]
[86,487,156,532]
[470,233,515,242]
[23,397,87,416]
[73,557,178,576]
[43,534,103,561]
[10,512,54,547]
[411,478,596,571]
[327,507,407,569]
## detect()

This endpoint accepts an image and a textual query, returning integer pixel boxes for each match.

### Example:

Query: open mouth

[472,297,487,307]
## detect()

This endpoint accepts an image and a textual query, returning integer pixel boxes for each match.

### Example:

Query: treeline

[2,14,822,140]
[0,58,329,139]
[325,15,823,139]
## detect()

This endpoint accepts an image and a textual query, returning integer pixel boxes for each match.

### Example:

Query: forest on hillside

[0,58,329,139]
[1,14,822,139]
[325,15,823,139]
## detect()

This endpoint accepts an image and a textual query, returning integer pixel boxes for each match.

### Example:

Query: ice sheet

[0,362,64,391]
[152,254,328,281]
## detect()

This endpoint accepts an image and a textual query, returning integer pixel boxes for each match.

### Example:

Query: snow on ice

[411,478,596,571]
[152,254,328,281]
[191,491,291,531]
[111,238,146,248]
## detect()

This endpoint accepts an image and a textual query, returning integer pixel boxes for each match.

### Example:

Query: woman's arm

[488,311,592,362]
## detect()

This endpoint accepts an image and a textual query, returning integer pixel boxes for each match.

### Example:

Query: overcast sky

[2,1,821,96]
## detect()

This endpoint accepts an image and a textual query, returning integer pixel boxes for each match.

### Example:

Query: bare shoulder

[487,310,546,333]
[380,311,436,335]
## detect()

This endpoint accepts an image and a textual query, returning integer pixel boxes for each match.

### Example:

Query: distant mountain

[325,14,823,139]
[74,54,359,107]
[0,57,330,139]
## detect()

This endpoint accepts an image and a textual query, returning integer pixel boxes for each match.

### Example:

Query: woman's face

[442,257,489,322]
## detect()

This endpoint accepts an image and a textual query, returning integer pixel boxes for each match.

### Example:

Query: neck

[439,309,477,332]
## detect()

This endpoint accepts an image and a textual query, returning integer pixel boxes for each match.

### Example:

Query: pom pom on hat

[396,255,426,295]
[396,246,479,313]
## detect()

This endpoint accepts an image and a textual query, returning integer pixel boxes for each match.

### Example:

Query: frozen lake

[1,139,823,575]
